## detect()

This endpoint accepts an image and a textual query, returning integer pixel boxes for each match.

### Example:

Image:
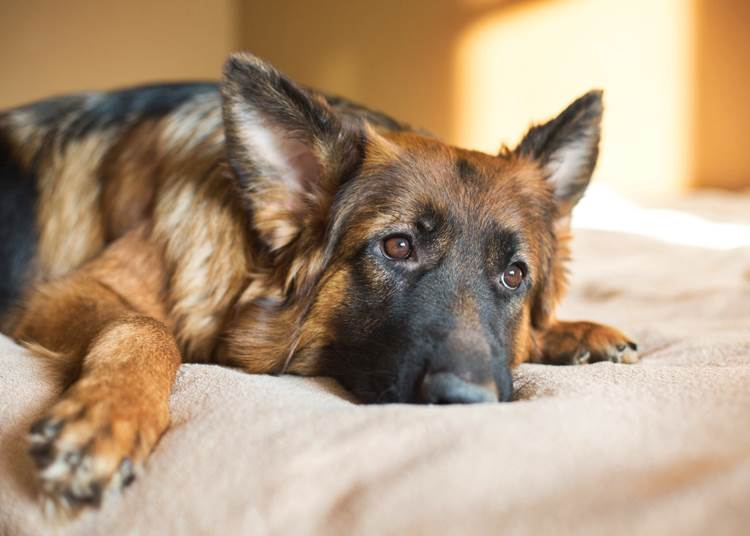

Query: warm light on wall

[454,0,695,199]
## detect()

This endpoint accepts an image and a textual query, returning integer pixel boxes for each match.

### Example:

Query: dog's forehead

[360,132,555,230]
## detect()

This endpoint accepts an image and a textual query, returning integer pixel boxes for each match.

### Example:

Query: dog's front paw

[540,320,639,365]
[572,337,639,364]
[27,378,167,518]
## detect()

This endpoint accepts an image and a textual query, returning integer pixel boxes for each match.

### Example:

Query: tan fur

[36,133,112,280]
[152,162,249,361]
[100,120,162,240]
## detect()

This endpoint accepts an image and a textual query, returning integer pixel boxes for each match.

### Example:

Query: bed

[1,190,749,535]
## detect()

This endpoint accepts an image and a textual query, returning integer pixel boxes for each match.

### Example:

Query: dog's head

[221,53,602,404]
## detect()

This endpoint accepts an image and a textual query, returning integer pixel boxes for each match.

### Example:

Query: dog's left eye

[501,263,526,290]
[382,235,413,260]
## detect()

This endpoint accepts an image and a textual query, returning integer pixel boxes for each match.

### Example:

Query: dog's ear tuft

[221,53,361,252]
[513,90,602,211]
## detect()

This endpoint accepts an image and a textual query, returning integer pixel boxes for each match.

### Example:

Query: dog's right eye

[382,235,413,260]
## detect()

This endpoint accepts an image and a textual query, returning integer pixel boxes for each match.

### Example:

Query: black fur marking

[323,93,412,133]
[455,157,477,181]
[0,133,38,316]
[486,226,522,272]
[63,82,217,141]
[25,94,90,127]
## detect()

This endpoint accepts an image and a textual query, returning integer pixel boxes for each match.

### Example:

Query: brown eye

[501,263,525,290]
[382,235,413,259]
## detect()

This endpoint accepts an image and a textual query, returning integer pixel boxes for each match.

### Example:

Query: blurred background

[1,0,750,200]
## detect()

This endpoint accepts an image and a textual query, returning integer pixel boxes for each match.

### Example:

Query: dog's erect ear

[221,53,361,252]
[513,90,602,212]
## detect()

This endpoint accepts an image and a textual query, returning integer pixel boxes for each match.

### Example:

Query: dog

[0,52,638,516]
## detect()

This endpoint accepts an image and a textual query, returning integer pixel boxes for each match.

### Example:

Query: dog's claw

[118,458,136,489]
[29,417,63,441]
[580,339,639,365]
[28,441,57,469]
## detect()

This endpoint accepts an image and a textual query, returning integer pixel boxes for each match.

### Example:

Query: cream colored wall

[0,0,238,108]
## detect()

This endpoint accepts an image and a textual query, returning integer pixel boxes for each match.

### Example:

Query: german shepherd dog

[0,53,638,516]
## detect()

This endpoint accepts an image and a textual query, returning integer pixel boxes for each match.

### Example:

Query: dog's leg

[534,320,638,365]
[13,229,179,517]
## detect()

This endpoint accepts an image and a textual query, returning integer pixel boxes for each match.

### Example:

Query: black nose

[419,372,498,404]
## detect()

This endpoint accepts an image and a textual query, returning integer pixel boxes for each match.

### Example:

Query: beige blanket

[2,191,750,535]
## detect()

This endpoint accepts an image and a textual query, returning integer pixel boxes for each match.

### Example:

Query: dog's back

[0,83,222,315]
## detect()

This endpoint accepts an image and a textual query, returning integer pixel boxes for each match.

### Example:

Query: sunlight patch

[573,185,750,250]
